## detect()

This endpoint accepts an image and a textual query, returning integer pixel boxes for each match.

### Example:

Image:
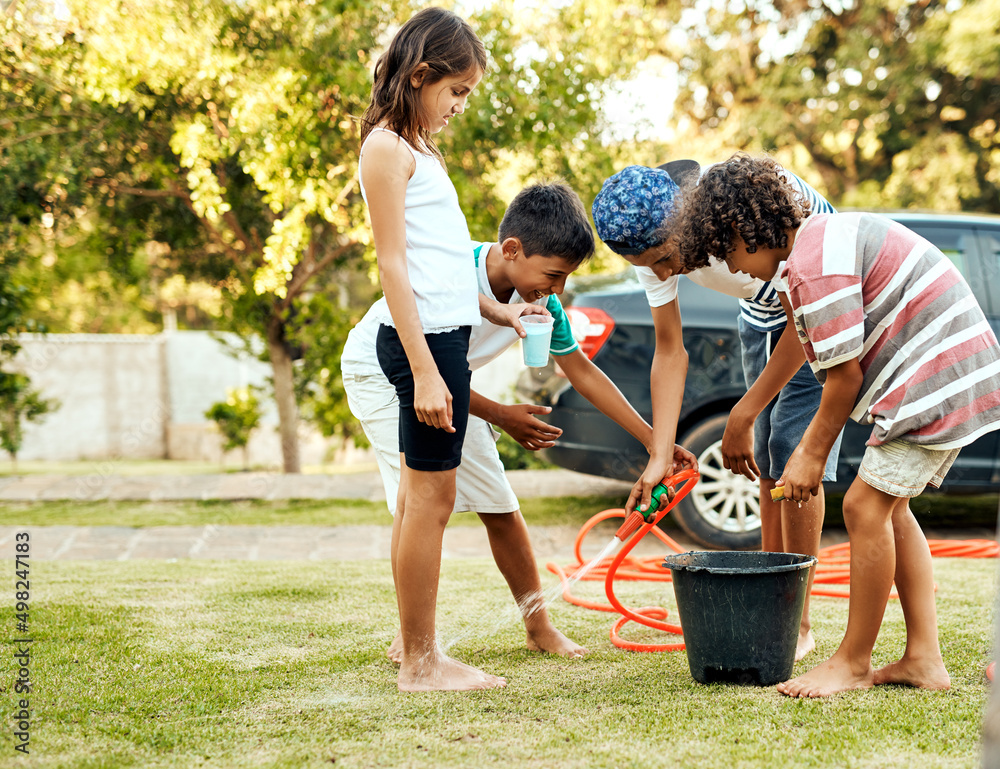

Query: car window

[977,227,1000,283]
[904,223,987,309]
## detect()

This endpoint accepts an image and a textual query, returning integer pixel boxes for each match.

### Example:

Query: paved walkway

[0,469,650,561]
[0,522,689,562]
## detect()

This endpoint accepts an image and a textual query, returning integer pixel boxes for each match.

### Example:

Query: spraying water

[438,472,700,654]
[570,536,621,582]
[440,535,623,652]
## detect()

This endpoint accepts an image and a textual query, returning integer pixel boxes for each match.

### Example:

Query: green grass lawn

[0,496,630,528]
[5,555,996,768]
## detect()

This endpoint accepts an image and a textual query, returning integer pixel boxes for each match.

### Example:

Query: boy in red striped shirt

[672,153,1000,698]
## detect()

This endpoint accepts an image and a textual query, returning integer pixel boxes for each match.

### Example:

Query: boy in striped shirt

[673,153,1000,698]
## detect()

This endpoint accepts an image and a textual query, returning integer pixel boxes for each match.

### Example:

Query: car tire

[666,413,763,550]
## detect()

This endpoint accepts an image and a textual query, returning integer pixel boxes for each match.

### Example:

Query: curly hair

[672,154,811,271]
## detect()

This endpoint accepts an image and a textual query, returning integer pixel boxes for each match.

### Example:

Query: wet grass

[3,556,995,768]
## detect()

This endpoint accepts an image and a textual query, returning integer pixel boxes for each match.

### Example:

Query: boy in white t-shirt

[343,182,694,660]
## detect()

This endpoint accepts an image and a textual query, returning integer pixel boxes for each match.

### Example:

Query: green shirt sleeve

[546,294,579,356]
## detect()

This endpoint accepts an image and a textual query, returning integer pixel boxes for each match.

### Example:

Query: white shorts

[858,438,960,498]
[344,373,520,515]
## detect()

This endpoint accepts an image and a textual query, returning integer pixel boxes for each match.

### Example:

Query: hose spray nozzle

[614,480,675,541]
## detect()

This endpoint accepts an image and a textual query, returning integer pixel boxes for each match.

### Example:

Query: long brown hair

[360,7,487,157]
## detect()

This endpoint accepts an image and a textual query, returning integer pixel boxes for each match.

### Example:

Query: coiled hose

[546,485,998,653]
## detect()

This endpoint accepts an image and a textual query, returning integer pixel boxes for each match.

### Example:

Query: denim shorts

[375,324,472,472]
[740,318,841,482]
[859,439,959,497]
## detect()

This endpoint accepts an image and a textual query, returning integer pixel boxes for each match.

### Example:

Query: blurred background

[1,0,998,474]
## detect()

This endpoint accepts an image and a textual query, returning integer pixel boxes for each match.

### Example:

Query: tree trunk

[266,317,301,474]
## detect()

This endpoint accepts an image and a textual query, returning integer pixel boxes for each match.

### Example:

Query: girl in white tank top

[355,7,505,694]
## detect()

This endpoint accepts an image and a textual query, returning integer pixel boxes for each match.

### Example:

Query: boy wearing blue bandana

[343,182,691,661]
[592,160,842,661]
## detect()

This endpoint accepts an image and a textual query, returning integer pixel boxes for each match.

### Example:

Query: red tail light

[566,306,615,360]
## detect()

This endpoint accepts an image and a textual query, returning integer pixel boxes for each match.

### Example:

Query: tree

[3,0,382,472]
[3,0,654,470]
[0,372,58,470]
[642,0,1000,212]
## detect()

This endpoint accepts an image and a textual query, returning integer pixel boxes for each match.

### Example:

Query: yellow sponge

[770,486,786,502]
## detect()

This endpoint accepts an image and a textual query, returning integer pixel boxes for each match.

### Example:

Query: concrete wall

[15,334,169,461]
[13,332,289,465]
[10,331,526,465]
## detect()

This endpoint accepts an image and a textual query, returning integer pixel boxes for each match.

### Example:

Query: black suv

[520,212,1000,549]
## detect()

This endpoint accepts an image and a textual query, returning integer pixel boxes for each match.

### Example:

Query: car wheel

[667,413,763,550]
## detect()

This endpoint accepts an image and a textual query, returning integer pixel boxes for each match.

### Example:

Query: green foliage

[2,0,396,469]
[6,0,1000,465]
[204,386,262,468]
[0,370,58,464]
[443,1,636,241]
[644,0,1000,212]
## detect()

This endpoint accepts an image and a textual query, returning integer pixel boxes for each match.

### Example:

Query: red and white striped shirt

[780,213,1000,449]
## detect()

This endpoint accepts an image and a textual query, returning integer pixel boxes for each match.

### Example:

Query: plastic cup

[520,315,554,367]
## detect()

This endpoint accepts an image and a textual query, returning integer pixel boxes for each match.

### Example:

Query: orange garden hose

[546,474,999,653]
[546,469,698,653]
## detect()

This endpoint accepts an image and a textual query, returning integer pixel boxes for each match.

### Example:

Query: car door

[904,220,1000,487]
[972,223,1000,339]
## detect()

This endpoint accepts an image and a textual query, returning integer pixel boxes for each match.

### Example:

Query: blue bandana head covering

[592,166,680,256]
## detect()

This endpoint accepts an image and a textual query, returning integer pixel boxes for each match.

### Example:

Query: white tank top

[359,128,480,333]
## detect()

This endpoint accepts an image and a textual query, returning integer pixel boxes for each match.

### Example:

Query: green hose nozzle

[641,481,674,522]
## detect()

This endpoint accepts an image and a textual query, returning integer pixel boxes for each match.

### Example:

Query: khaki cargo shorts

[858,438,960,498]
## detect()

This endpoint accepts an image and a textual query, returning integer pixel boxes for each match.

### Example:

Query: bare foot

[794,629,816,662]
[874,655,951,691]
[777,654,874,698]
[387,631,403,664]
[398,650,506,692]
[526,625,588,659]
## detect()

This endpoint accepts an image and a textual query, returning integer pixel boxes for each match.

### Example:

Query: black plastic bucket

[662,551,817,686]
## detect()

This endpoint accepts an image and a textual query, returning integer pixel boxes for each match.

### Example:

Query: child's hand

[720,407,759,481]
[626,447,698,514]
[479,295,551,337]
[671,444,699,474]
[626,454,671,515]
[496,403,562,450]
[413,370,455,432]
[775,446,825,503]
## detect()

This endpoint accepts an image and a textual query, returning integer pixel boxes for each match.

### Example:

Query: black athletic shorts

[375,324,472,472]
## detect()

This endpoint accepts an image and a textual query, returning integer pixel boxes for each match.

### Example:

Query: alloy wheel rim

[690,441,762,534]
